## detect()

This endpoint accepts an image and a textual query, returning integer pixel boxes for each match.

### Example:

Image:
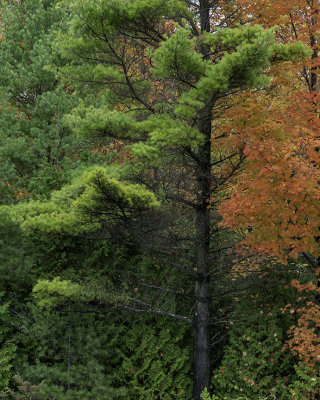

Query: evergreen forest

[1,0,320,399]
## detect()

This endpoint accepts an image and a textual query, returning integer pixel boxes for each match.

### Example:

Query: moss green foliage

[213,319,293,398]
[22,247,192,399]
[32,276,128,309]
[289,362,319,400]
[0,220,193,399]
[201,387,266,400]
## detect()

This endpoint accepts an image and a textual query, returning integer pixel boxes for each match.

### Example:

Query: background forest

[1,0,320,399]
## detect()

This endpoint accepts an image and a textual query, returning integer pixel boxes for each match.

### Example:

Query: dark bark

[193,116,212,398]
[192,2,212,398]
[310,34,318,93]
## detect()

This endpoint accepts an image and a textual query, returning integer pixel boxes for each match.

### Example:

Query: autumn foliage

[218,0,320,382]
[219,90,320,259]
[283,277,320,369]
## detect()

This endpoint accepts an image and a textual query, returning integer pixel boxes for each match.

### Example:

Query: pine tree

[10,1,309,398]
[0,0,94,203]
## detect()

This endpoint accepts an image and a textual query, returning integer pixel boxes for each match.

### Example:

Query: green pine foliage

[42,0,307,186]
[0,0,98,203]
[0,211,35,391]
[11,166,159,235]
[0,209,34,300]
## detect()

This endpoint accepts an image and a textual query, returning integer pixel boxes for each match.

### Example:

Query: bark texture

[192,2,212,398]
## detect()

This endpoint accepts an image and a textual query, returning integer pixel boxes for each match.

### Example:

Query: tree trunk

[193,102,212,397]
[193,205,211,399]
[192,2,212,399]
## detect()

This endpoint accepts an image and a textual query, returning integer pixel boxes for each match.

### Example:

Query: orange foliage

[219,91,320,260]
[217,1,320,375]
[217,0,320,260]
[235,0,320,91]
[283,278,320,370]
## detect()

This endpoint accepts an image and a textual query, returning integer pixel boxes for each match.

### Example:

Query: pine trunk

[192,2,212,399]
[193,203,211,398]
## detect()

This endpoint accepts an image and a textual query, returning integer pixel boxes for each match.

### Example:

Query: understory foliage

[0,297,16,392]
[115,318,192,399]
[212,265,297,399]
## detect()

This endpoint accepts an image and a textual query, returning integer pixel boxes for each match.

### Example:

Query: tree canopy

[1,1,320,400]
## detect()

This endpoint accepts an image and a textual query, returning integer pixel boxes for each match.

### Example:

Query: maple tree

[218,0,320,262]
[217,1,320,394]
[220,1,320,256]
[219,90,320,259]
